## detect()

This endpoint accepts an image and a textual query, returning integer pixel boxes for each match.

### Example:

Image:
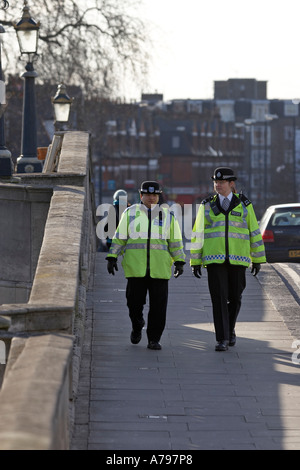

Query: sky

[125,0,300,102]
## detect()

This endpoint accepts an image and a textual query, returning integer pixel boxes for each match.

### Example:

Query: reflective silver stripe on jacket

[204,203,213,223]
[251,250,266,259]
[206,220,248,230]
[204,231,250,241]
[251,239,265,248]
[168,241,183,248]
[229,232,250,241]
[190,252,202,259]
[109,243,124,255]
[123,243,147,250]
[250,228,261,237]
[229,220,248,229]
[124,242,169,251]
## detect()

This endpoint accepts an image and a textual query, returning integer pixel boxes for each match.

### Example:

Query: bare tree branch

[0,0,152,98]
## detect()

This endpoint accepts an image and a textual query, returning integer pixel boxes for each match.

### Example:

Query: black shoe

[147,341,162,350]
[130,320,145,344]
[215,340,228,351]
[229,331,236,346]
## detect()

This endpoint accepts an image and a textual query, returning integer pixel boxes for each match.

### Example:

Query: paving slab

[71,253,300,451]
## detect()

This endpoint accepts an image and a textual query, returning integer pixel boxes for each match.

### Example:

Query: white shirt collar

[219,192,233,205]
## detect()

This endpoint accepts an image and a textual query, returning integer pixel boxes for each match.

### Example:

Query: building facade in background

[4,75,299,218]
[98,79,300,217]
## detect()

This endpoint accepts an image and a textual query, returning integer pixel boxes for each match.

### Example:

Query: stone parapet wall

[0,334,73,450]
[0,131,96,449]
[0,184,52,304]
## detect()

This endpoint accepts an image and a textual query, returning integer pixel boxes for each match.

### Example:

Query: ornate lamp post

[51,83,73,131]
[0,24,13,176]
[14,0,42,173]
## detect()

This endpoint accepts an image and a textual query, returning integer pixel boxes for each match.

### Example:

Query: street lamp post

[292,115,297,201]
[291,100,299,201]
[14,0,42,173]
[244,119,256,200]
[0,24,13,176]
[264,114,278,209]
[51,83,73,131]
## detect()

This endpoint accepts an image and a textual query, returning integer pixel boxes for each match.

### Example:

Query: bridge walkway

[71,252,300,450]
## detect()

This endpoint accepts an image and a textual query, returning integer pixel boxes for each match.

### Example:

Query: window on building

[216,100,235,122]
[284,149,293,164]
[187,100,202,113]
[284,101,298,117]
[251,126,265,146]
[251,149,264,168]
[252,174,262,189]
[284,126,294,141]
[251,101,269,121]
[172,136,180,148]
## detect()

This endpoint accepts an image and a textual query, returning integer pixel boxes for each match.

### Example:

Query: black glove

[107,257,118,275]
[192,265,202,278]
[251,263,261,276]
[174,262,184,278]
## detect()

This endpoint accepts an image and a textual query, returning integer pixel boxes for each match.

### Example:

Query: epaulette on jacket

[238,193,252,206]
[201,195,215,205]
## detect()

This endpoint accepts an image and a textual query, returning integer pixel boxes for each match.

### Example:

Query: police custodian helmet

[113,189,127,202]
[140,181,162,194]
[211,167,237,181]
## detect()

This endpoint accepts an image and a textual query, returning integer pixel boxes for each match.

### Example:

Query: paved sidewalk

[71,253,300,450]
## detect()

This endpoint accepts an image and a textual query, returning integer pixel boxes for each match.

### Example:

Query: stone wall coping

[0,334,73,450]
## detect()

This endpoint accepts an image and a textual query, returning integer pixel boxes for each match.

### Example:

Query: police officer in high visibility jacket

[190,167,266,351]
[106,181,186,350]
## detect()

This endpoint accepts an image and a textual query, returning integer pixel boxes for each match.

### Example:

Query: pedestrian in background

[105,189,129,250]
[106,181,186,350]
[190,167,266,351]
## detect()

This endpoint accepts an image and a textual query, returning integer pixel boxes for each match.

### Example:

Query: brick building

[98,79,300,218]
[4,75,299,218]
[99,94,245,207]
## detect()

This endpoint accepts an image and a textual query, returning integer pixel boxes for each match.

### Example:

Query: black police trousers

[207,262,246,342]
[126,276,168,343]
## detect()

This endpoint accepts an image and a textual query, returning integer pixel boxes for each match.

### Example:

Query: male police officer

[190,167,266,351]
[106,181,186,350]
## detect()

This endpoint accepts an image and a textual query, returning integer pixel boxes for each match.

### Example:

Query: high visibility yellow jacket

[108,203,186,279]
[190,193,266,267]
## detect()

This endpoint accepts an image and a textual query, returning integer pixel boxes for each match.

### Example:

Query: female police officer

[190,167,266,351]
[106,181,185,350]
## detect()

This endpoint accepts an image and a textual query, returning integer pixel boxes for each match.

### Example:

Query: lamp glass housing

[14,1,40,56]
[16,28,38,55]
[52,84,73,123]
[53,102,71,123]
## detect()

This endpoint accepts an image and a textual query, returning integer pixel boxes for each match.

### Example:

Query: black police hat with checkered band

[140,181,162,194]
[211,167,237,181]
